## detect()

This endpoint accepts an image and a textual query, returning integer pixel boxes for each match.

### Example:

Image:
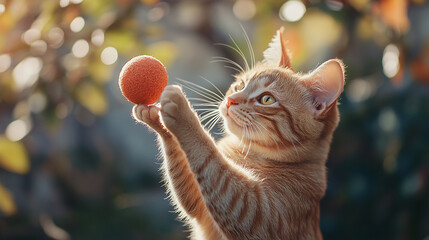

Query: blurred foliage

[0,0,428,239]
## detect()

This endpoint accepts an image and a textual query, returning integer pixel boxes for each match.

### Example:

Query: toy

[119,55,168,105]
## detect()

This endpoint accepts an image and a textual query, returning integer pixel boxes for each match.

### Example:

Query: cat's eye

[259,94,276,105]
[235,81,245,91]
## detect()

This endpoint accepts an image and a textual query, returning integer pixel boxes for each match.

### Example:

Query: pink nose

[226,96,239,109]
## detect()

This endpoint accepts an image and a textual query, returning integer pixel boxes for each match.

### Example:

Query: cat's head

[219,28,345,159]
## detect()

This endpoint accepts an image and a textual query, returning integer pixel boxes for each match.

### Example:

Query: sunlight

[5,118,32,142]
[13,57,43,91]
[0,4,5,15]
[47,27,64,48]
[101,47,118,65]
[22,28,41,45]
[70,16,85,33]
[91,29,105,46]
[233,0,256,21]
[72,39,89,58]
[280,0,306,22]
[0,54,11,73]
[59,0,70,8]
[383,44,400,78]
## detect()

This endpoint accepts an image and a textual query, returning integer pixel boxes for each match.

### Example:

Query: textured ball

[119,55,168,105]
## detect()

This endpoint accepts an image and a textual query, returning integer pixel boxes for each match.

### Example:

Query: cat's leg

[160,86,273,239]
[132,105,208,219]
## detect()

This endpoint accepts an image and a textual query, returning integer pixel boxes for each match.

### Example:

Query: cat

[132,27,345,240]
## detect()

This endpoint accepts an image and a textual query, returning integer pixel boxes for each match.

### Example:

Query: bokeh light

[28,92,47,114]
[91,29,105,46]
[148,3,169,22]
[22,28,41,45]
[0,4,5,15]
[100,47,118,65]
[72,39,89,58]
[378,108,399,132]
[383,44,400,78]
[280,0,306,22]
[59,0,70,8]
[0,54,12,73]
[47,27,65,48]
[233,0,256,21]
[5,118,32,142]
[30,40,48,55]
[326,0,344,11]
[70,16,85,33]
[345,78,376,102]
[12,57,43,91]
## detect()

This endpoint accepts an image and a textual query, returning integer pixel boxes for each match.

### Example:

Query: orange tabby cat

[133,28,345,240]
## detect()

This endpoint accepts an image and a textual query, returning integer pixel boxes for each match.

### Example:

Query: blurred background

[0,0,428,239]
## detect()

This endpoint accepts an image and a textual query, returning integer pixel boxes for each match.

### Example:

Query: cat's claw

[133,104,165,133]
[160,85,198,135]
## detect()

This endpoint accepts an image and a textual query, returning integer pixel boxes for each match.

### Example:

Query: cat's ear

[263,27,293,69]
[302,59,345,116]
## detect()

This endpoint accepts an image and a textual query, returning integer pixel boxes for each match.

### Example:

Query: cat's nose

[226,96,239,109]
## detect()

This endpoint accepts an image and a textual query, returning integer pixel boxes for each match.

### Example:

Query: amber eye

[235,81,245,91]
[259,94,276,105]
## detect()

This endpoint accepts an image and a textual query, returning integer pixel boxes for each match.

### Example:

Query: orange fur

[132,28,345,239]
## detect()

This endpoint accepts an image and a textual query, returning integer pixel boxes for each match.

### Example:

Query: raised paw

[133,104,166,134]
[160,85,199,134]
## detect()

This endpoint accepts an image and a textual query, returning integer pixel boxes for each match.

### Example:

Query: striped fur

[133,30,344,239]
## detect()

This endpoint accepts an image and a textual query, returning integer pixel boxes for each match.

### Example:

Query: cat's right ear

[302,59,345,116]
[263,27,293,70]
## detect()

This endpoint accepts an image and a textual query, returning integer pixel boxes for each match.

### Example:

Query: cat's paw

[160,85,198,135]
[133,104,165,133]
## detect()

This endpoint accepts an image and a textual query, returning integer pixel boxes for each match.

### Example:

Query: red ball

[119,55,168,105]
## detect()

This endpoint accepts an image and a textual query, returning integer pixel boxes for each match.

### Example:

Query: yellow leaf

[89,60,113,84]
[0,183,17,216]
[105,31,138,53]
[75,82,108,115]
[0,136,29,174]
[145,41,178,68]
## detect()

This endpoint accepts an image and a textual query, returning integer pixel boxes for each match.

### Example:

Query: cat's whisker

[199,111,219,122]
[200,76,225,98]
[252,120,281,150]
[181,84,222,104]
[177,78,224,102]
[244,140,251,159]
[289,137,300,157]
[252,117,284,150]
[200,111,219,121]
[228,35,250,71]
[239,125,247,150]
[206,115,221,133]
[211,57,244,73]
[188,97,222,104]
[194,108,220,111]
[203,115,218,130]
[243,124,254,159]
[240,24,255,69]
[177,78,224,100]
[192,103,221,107]
[214,41,249,71]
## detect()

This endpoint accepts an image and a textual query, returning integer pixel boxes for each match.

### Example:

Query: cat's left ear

[302,59,345,116]
[263,27,293,70]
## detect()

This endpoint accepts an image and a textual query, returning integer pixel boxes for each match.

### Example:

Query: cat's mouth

[225,108,250,128]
